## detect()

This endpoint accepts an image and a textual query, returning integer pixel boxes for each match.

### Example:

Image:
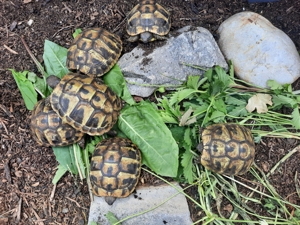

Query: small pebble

[62,208,69,213]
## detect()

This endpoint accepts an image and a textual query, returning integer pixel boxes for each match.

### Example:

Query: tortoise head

[46,75,61,89]
[140,32,154,43]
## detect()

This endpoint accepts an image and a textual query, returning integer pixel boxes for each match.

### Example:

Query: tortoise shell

[90,137,142,205]
[200,123,255,175]
[66,27,122,77]
[127,0,171,43]
[49,73,122,136]
[30,97,84,147]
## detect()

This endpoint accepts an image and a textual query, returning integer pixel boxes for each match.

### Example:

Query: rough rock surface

[118,26,228,97]
[88,183,193,225]
[217,11,300,88]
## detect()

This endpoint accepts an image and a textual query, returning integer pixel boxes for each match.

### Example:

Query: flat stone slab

[118,26,228,97]
[88,182,193,225]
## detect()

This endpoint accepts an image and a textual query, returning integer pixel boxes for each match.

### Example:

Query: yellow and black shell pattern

[127,0,171,37]
[66,28,122,77]
[49,73,122,136]
[200,123,255,176]
[90,137,142,205]
[30,97,84,147]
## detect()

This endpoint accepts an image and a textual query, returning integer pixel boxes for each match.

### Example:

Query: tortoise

[126,0,171,43]
[30,97,84,147]
[66,27,122,77]
[47,73,122,136]
[90,137,142,205]
[199,123,255,176]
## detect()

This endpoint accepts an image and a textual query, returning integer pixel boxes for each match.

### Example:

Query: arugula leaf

[181,149,194,184]
[10,69,38,110]
[43,40,69,78]
[118,101,179,177]
[186,75,201,90]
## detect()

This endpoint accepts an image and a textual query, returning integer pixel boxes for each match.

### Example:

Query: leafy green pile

[11,34,300,224]
[11,39,179,184]
[11,35,300,184]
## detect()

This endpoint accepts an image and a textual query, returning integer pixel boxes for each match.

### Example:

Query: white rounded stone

[218,11,300,88]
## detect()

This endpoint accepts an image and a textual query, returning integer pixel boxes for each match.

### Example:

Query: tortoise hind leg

[153,34,168,41]
[127,35,139,42]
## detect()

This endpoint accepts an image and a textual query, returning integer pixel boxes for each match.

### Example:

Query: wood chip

[16,198,22,223]
[31,208,45,225]
[3,45,18,54]
[4,162,12,184]
[31,182,39,187]
[0,218,9,224]
[15,171,23,178]
[49,184,56,202]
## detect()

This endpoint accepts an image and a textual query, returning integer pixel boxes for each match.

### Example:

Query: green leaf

[267,80,283,90]
[228,61,234,78]
[10,69,38,110]
[105,211,120,224]
[215,65,232,87]
[86,136,103,154]
[209,110,225,123]
[183,127,192,147]
[170,88,200,105]
[227,105,248,117]
[89,222,99,225]
[179,107,197,126]
[211,80,224,96]
[186,75,201,90]
[226,96,247,106]
[43,40,69,78]
[118,101,179,177]
[73,144,86,179]
[214,99,227,114]
[181,150,194,184]
[103,64,135,105]
[52,145,78,175]
[158,111,178,124]
[272,95,297,108]
[27,72,48,97]
[73,28,82,38]
[169,126,186,147]
[292,107,300,129]
[52,164,68,184]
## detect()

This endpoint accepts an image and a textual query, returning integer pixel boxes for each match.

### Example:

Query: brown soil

[0,0,299,224]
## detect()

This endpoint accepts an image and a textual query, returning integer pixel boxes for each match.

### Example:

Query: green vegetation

[10,32,300,224]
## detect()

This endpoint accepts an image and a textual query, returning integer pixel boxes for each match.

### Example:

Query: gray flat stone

[88,182,193,225]
[118,26,228,97]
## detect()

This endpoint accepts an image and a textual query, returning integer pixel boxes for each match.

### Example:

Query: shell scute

[50,73,122,136]
[90,137,142,203]
[30,97,84,147]
[200,123,255,175]
[66,28,122,77]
